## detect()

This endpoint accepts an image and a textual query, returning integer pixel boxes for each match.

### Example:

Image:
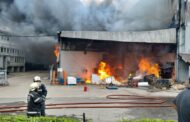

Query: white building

[177,0,190,82]
[0,30,25,72]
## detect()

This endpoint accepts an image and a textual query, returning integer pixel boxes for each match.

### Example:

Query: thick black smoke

[0,0,178,65]
[0,0,178,32]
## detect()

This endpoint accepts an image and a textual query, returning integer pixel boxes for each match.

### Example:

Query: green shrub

[118,118,175,122]
[0,115,80,122]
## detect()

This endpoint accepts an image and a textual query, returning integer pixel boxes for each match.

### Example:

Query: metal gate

[0,70,8,86]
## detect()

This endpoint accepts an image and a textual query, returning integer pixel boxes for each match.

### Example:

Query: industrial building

[57,29,177,84]
[51,1,190,84]
[0,30,25,73]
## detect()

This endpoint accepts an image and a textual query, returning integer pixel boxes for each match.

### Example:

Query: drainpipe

[176,0,182,82]
[57,31,61,80]
[57,31,61,44]
[57,31,61,68]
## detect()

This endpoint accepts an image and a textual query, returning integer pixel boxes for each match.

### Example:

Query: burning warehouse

[50,0,190,87]
[52,28,181,87]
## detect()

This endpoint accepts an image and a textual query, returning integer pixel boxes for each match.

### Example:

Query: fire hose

[0,94,173,113]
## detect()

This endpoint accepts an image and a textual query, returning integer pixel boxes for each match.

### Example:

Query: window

[15,57,17,62]
[3,48,6,53]
[10,57,14,62]
[1,47,3,52]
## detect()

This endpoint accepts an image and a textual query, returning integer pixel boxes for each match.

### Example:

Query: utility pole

[176,0,182,82]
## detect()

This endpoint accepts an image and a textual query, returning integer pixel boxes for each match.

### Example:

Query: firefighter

[33,76,47,116]
[127,73,133,87]
[173,86,190,122]
[27,82,45,117]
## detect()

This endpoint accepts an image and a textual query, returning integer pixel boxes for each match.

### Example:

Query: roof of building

[180,53,190,64]
[60,28,176,43]
[0,30,22,49]
[0,29,12,35]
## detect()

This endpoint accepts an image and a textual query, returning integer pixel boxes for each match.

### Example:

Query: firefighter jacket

[38,83,47,98]
[27,91,44,113]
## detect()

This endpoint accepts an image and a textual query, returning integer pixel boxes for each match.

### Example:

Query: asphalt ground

[0,71,179,122]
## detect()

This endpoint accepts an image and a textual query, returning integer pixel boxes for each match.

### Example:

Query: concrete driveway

[0,71,179,122]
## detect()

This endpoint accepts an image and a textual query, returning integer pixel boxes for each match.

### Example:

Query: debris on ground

[171,84,186,90]
[142,74,173,89]
[106,83,118,90]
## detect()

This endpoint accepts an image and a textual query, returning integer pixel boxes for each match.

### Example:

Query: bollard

[83,113,86,122]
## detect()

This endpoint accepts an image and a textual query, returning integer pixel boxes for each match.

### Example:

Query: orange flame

[85,79,91,84]
[138,58,160,78]
[54,44,60,58]
[98,61,111,80]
